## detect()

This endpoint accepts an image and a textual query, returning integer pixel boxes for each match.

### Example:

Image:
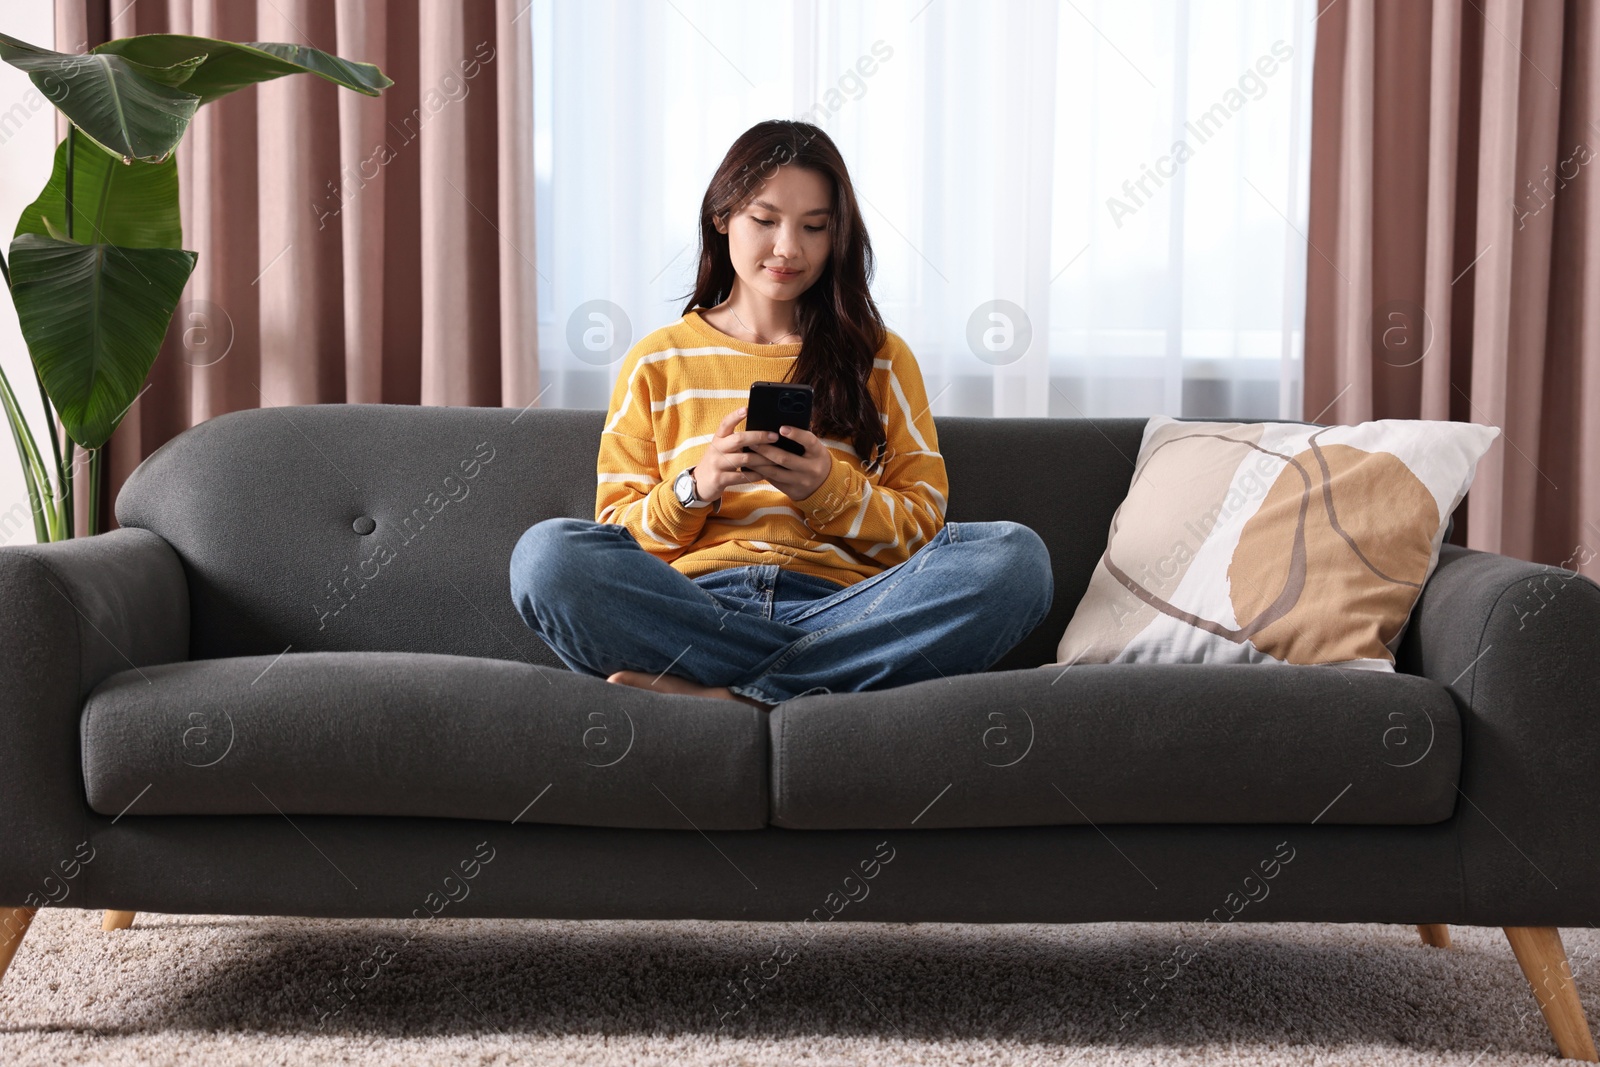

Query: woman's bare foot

[606,669,769,709]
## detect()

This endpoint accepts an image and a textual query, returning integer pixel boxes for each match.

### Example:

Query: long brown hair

[681,120,889,473]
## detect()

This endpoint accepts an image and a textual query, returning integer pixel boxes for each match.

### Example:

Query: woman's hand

[692,405,783,504]
[739,421,831,502]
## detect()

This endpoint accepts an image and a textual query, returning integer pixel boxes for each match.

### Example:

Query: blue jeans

[509,517,1054,706]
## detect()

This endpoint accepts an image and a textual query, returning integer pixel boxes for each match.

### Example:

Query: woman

[510,120,1053,708]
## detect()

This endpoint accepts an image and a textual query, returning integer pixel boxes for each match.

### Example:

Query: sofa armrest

[1397,542,1600,923]
[0,528,188,906]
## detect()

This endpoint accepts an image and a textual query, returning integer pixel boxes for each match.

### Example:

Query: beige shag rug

[0,910,1593,1065]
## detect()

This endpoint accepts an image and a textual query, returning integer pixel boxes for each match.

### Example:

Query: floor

[0,910,1593,1065]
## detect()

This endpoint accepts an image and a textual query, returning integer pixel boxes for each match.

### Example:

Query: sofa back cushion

[115,403,1146,666]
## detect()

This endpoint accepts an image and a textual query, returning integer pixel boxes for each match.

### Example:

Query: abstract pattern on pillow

[1053,416,1501,671]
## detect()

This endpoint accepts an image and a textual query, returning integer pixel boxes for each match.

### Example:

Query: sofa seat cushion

[769,664,1460,829]
[81,651,768,830]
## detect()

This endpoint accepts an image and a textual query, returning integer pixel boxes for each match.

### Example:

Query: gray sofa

[1,402,1597,1058]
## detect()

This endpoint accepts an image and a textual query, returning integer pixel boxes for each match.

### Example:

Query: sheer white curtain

[530,0,1315,420]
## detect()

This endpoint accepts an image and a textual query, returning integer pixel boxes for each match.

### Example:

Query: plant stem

[0,361,52,544]
[62,436,74,540]
[87,445,101,537]
[33,365,62,502]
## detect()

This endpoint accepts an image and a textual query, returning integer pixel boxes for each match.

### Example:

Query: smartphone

[742,381,813,456]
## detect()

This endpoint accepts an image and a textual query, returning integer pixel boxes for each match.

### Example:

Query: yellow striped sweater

[595,308,949,589]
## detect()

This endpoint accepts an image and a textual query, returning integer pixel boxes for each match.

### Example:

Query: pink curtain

[53,0,538,534]
[1306,0,1598,576]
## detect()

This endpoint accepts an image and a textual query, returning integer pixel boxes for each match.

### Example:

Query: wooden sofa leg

[1504,926,1599,1062]
[102,910,136,931]
[1417,923,1452,948]
[0,907,39,986]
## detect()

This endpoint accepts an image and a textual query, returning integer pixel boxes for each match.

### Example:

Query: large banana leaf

[7,234,197,449]
[0,31,201,163]
[15,136,182,249]
[93,35,392,104]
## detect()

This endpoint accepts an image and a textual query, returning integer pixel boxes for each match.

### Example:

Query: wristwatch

[673,466,719,513]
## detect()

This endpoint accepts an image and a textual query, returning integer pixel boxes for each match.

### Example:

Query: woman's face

[715,164,833,303]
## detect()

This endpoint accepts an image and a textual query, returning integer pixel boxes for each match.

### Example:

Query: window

[531,0,1316,419]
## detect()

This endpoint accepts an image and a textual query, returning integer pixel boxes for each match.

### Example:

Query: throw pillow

[1051,415,1501,671]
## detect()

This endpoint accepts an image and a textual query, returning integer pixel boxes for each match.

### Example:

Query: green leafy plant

[0,31,391,543]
